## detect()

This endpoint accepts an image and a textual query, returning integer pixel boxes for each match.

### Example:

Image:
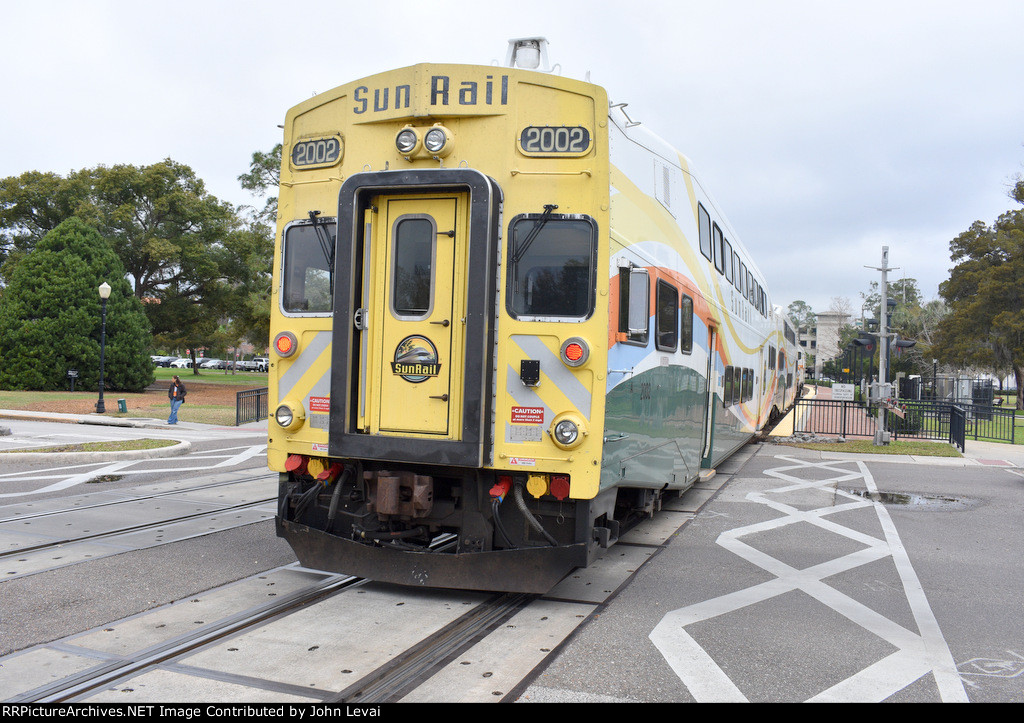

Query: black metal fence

[894,400,1016,445]
[793,399,876,438]
[236,387,268,426]
[793,398,1015,447]
[949,406,966,452]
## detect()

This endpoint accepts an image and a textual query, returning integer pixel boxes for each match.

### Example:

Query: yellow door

[372,194,466,436]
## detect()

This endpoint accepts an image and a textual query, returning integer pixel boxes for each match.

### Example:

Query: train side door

[367,194,467,436]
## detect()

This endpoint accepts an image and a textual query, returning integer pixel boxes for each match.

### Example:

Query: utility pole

[865,247,898,445]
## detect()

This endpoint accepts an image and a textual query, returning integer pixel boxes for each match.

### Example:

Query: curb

[0,439,193,464]
[0,411,156,428]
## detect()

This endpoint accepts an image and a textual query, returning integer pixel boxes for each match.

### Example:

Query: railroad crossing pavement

[523,441,1024,703]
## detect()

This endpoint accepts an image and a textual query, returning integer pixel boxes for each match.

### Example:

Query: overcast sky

[2,0,1022,315]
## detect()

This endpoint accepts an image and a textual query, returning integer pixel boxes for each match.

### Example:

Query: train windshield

[281,220,336,314]
[507,215,597,320]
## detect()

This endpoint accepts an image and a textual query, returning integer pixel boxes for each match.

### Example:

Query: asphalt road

[524,443,1024,702]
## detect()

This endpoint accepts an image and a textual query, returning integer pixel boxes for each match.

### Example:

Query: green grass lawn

[781,439,964,457]
[153,367,267,386]
[0,439,178,454]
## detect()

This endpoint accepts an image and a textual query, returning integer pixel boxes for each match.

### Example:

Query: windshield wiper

[510,205,558,294]
[308,210,335,293]
[511,204,558,266]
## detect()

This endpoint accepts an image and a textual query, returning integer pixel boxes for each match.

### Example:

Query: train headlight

[274,401,305,431]
[550,412,587,450]
[560,337,590,368]
[395,126,420,156]
[423,125,453,156]
[554,420,578,445]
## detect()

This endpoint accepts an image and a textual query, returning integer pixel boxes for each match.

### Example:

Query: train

[268,38,801,594]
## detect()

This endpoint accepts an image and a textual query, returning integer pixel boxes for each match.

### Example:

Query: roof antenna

[504,37,560,74]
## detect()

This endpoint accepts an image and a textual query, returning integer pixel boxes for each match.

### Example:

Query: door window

[390,215,436,319]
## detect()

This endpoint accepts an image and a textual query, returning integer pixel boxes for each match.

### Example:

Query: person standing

[168,375,187,424]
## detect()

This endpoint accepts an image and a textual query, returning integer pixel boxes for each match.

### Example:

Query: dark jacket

[169,380,187,402]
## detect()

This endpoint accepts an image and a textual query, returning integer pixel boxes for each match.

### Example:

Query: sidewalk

[0,408,267,432]
[763,438,1024,469]
[0,409,267,463]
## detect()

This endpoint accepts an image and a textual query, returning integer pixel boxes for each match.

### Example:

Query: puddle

[843,489,977,510]
[87,475,125,484]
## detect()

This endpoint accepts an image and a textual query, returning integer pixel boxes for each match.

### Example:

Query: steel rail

[12,571,362,703]
[0,471,276,525]
[335,592,536,703]
[0,495,276,560]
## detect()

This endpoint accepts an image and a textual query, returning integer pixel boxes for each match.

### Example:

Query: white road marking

[649,455,968,702]
[0,445,267,498]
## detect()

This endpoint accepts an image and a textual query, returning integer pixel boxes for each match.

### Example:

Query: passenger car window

[656,280,678,351]
[698,204,712,261]
[680,294,693,353]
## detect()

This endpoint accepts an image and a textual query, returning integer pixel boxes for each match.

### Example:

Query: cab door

[370,194,466,436]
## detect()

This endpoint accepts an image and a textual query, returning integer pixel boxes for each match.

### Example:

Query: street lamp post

[96,282,111,414]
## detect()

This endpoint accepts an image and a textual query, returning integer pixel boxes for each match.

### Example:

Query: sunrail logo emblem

[392,335,442,383]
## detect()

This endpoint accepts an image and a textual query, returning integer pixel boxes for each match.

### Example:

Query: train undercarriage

[275,460,672,594]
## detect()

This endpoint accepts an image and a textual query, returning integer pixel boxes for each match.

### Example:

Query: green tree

[0,160,274,367]
[786,299,815,330]
[232,145,281,350]
[0,218,154,392]
[221,224,273,350]
[936,199,1024,408]
[0,169,98,283]
[92,159,236,303]
[237,144,281,227]
[860,278,923,325]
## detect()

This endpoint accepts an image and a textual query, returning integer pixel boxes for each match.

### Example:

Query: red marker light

[560,338,589,367]
[274,331,298,358]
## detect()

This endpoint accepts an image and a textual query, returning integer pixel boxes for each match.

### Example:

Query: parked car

[253,357,269,372]
[151,356,176,367]
[169,357,193,368]
[199,358,224,369]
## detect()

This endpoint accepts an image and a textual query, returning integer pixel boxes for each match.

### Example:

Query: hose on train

[491,497,517,549]
[327,465,355,523]
[513,483,559,546]
[292,483,322,521]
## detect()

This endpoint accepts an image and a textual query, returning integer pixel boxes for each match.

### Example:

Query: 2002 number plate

[519,126,591,156]
[291,136,343,168]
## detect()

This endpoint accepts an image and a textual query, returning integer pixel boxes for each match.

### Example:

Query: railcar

[269,39,797,593]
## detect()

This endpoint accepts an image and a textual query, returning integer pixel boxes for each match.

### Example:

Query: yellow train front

[269,57,618,593]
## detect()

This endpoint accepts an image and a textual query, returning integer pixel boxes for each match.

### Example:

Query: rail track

[0,474,276,579]
[6,557,544,704]
[0,452,731,703]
